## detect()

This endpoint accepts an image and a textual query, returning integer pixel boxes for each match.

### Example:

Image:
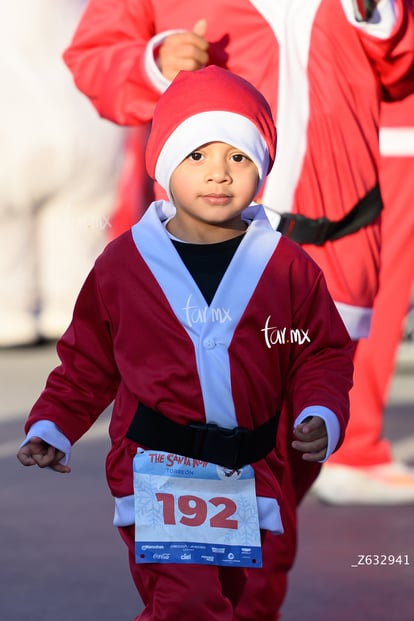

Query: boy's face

[169,141,259,234]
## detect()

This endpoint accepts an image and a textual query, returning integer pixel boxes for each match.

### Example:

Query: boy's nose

[206,162,231,182]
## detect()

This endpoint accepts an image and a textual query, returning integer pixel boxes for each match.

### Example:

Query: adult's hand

[158,19,209,82]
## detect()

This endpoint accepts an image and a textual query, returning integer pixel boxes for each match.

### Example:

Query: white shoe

[311,462,414,505]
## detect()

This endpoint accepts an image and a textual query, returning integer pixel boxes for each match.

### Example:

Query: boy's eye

[188,151,203,161]
[231,153,248,163]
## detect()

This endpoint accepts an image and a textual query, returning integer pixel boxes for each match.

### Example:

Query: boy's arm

[285,256,354,452]
[23,267,120,447]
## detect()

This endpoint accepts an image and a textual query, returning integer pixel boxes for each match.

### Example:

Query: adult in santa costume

[62,0,414,340]
[60,0,414,617]
[0,0,124,346]
[313,93,414,503]
[17,66,354,621]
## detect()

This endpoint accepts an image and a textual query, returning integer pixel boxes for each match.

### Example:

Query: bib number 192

[156,492,238,529]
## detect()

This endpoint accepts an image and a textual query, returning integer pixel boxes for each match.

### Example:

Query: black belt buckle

[277,213,332,246]
[188,422,249,469]
[277,212,298,238]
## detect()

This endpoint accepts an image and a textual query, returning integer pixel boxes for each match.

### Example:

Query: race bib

[133,449,262,567]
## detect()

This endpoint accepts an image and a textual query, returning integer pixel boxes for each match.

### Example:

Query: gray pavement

[1,342,413,620]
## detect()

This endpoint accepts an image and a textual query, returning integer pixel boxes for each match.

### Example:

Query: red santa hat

[146,65,277,200]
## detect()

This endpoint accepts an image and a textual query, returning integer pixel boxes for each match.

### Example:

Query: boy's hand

[17,436,71,473]
[158,19,209,82]
[291,416,328,462]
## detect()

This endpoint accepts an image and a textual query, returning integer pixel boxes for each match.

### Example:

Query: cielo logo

[261,316,311,348]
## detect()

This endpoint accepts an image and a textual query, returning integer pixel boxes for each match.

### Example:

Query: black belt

[126,403,279,470]
[276,183,382,246]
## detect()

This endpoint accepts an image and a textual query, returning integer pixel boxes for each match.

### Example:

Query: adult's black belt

[126,403,279,470]
[276,183,382,246]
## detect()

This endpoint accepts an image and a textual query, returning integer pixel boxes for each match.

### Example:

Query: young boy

[17,66,353,620]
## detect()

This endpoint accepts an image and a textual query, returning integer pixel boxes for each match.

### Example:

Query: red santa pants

[119,524,248,620]
[119,523,297,621]
[329,154,414,467]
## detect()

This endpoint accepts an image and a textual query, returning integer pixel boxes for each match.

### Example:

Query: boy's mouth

[202,193,232,205]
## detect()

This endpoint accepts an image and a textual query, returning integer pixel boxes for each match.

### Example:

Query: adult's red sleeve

[63,0,160,125]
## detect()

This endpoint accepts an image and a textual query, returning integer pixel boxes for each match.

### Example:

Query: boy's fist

[17,436,71,473]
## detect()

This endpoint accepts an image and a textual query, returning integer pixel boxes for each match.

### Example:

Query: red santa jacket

[25,203,353,518]
[63,0,414,337]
